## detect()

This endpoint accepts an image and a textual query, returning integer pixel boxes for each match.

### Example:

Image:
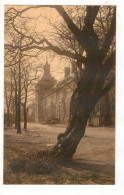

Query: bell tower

[35,58,57,122]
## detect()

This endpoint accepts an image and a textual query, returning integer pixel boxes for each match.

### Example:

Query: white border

[1,0,124,194]
[0,0,4,190]
[1,0,119,5]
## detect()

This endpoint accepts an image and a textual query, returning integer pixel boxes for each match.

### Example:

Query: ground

[4,123,115,185]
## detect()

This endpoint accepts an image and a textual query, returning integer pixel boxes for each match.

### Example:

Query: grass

[9,150,57,175]
[4,126,115,185]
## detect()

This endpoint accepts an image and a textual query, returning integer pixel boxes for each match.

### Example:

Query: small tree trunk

[6,108,10,127]
[17,50,21,134]
[14,88,18,129]
[17,101,21,134]
[24,106,27,130]
[15,113,17,129]
[15,100,18,129]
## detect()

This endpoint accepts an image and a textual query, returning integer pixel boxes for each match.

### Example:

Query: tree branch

[101,50,115,81]
[84,6,100,27]
[55,6,81,41]
[21,42,87,63]
[81,6,100,56]
[100,7,116,61]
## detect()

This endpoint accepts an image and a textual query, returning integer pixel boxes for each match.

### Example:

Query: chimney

[64,67,70,78]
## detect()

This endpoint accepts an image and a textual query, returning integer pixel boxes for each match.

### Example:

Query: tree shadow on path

[64,160,115,177]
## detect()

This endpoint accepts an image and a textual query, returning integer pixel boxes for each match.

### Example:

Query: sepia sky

[5,5,75,81]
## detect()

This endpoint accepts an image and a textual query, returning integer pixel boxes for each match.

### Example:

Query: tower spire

[43,54,50,77]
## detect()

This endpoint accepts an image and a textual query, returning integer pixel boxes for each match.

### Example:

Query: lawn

[4,123,115,184]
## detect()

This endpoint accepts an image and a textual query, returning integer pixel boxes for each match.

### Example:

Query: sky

[5,5,74,81]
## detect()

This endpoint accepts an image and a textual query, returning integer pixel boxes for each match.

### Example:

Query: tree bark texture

[52,70,100,161]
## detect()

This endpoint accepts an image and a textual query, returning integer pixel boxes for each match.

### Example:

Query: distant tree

[4,71,14,127]
[5,15,43,133]
[11,66,18,129]
[21,62,39,129]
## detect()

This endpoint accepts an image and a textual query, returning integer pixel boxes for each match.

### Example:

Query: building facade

[35,61,115,127]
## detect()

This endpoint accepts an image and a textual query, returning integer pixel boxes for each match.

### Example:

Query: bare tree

[5,14,43,133]
[11,66,18,129]
[5,6,115,161]
[4,71,14,127]
[21,62,40,129]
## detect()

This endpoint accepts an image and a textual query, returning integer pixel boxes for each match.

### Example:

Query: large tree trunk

[52,94,100,162]
[52,71,99,162]
[53,112,89,162]
[51,56,111,162]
